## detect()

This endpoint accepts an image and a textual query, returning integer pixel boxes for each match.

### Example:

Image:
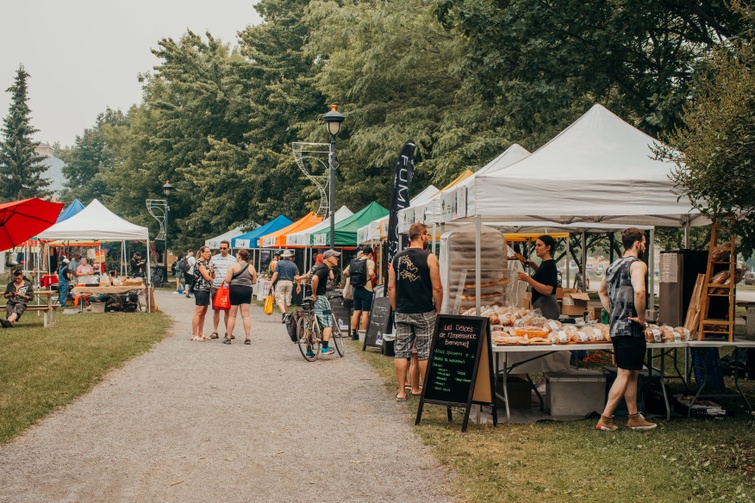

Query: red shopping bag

[213,282,231,310]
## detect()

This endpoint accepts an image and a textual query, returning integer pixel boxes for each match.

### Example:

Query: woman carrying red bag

[223,248,258,345]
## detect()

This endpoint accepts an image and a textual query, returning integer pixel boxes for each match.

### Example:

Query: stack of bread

[643,324,691,343]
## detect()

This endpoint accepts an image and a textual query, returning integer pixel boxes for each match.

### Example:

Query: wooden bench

[0,290,58,328]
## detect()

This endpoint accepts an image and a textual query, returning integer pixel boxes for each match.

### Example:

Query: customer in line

[223,248,258,345]
[191,246,214,341]
[269,249,299,322]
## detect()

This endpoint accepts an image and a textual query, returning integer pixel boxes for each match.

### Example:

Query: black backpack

[348,258,367,287]
[177,257,189,273]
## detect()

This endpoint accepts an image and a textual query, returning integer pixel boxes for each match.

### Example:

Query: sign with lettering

[363,297,392,350]
[416,314,496,432]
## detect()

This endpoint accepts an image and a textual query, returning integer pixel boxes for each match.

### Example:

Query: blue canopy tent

[231,215,292,272]
[56,199,85,222]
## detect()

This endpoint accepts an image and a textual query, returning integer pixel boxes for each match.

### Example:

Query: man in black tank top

[596,228,656,431]
[388,222,443,401]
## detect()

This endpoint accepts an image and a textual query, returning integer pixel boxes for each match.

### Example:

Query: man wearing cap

[309,249,340,356]
[270,249,299,321]
[344,246,376,340]
[57,257,73,306]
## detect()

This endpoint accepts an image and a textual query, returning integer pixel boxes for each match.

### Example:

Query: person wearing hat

[269,249,300,321]
[308,249,341,356]
[57,257,73,306]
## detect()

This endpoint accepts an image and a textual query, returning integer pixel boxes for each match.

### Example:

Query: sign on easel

[415,314,497,432]
[363,297,392,351]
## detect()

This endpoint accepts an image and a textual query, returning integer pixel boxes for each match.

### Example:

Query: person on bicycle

[309,249,340,356]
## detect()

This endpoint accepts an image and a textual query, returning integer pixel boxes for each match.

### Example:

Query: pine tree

[0,65,51,202]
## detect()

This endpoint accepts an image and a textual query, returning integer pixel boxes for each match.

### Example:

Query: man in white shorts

[269,249,299,322]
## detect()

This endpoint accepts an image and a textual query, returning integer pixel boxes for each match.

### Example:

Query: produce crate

[546,369,606,416]
[495,376,533,410]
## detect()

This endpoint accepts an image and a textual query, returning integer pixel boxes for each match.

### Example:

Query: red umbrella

[0,198,65,252]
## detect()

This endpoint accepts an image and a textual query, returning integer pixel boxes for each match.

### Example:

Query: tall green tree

[58,108,128,203]
[0,65,50,201]
[659,2,755,256]
[436,0,746,139]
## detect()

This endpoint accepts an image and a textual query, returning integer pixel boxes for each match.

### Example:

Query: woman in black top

[517,235,560,319]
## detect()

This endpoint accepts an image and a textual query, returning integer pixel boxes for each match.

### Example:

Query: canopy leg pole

[566,236,571,288]
[684,220,691,249]
[146,236,152,313]
[475,215,481,315]
[580,231,587,292]
[648,228,656,321]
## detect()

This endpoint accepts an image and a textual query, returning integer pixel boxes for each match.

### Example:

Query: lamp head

[323,104,344,136]
[162,180,173,197]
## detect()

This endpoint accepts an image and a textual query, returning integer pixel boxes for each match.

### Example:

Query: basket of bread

[643,324,691,343]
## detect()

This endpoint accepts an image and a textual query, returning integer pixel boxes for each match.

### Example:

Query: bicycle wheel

[331,321,346,357]
[297,313,320,362]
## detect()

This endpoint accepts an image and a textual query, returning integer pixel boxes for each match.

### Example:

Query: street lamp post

[323,105,344,251]
[146,180,173,285]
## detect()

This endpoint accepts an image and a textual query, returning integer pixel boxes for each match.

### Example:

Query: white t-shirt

[186,256,196,275]
[210,253,237,288]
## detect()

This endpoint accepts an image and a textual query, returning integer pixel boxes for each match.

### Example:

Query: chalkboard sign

[329,294,352,333]
[363,296,392,351]
[416,314,496,432]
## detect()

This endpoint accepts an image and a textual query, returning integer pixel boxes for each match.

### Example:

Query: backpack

[285,313,297,342]
[177,257,189,273]
[348,258,367,288]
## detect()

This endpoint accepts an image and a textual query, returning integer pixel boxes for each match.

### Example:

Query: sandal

[244,339,251,345]
[395,394,407,402]
[210,332,219,339]
[222,336,231,345]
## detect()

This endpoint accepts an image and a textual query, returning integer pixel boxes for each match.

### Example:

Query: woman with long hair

[223,248,257,345]
[191,246,214,341]
[517,235,560,320]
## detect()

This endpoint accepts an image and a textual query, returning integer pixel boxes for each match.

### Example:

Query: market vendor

[76,257,94,278]
[1,270,34,328]
[517,235,560,319]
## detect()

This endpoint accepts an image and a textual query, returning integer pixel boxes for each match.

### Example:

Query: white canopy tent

[205,226,246,250]
[39,199,153,309]
[358,184,439,244]
[460,104,706,227]
[447,105,707,313]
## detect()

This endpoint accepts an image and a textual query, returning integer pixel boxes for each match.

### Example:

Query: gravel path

[0,290,454,502]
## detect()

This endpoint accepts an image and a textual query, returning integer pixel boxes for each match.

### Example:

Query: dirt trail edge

[0,290,454,503]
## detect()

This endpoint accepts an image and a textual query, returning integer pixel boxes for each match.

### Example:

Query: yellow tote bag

[264,290,274,315]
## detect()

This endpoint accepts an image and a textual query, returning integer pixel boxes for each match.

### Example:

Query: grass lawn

[0,309,171,445]
[352,340,755,502]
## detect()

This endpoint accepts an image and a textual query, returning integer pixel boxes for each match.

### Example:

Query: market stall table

[70,285,147,312]
[686,339,755,417]
[492,342,688,422]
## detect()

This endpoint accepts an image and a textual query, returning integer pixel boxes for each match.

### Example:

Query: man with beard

[596,228,656,431]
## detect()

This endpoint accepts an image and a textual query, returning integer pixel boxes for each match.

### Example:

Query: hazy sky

[0,0,262,147]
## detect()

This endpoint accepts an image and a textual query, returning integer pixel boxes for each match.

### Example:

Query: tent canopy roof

[206,226,247,249]
[468,104,705,227]
[285,206,353,247]
[259,212,322,248]
[231,215,292,249]
[39,199,149,241]
[311,202,389,247]
[56,199,85,223]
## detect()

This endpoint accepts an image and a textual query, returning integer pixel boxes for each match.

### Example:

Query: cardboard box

[546,369,606,416]
[561,290,591,316]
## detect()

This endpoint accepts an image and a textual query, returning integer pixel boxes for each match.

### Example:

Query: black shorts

[183,272,194,285]
[194,290,210,307]
[352,287,373,312]
[229,285,253,306]
[612,336,646,371]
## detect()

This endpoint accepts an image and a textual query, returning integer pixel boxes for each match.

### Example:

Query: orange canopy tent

[258,212,322,248]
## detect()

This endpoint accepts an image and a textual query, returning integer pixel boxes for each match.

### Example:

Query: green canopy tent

[311,201,389,248]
